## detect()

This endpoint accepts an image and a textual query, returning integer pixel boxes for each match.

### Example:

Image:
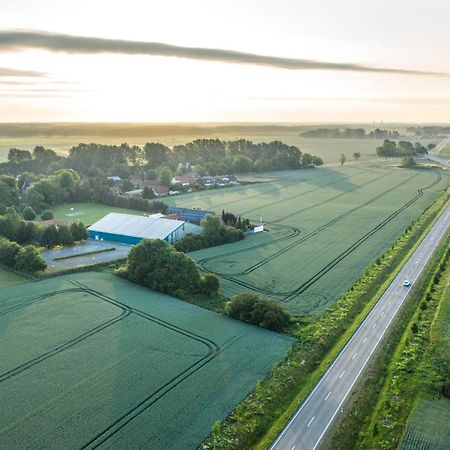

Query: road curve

[270,202,450,450]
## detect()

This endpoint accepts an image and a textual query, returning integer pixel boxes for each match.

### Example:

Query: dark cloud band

[0,30,441,76]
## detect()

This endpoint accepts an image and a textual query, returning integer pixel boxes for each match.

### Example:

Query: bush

[70,222,88,242]
[226,293,291,332]
[14,245,47,273]
[0,237,20,264]
[41,210,53,220]
[123,239,201,297]
[57,225,75,246]
[174,233,207,252]
[22,206,36,221]
[201,273,220,296]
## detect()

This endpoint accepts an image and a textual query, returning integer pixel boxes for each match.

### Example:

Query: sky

[0,0,450,123]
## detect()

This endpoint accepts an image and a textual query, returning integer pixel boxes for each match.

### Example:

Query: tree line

[376,140,430,158]
[0,208,87,248]
[1,139,323,182]
[301,128,400,139]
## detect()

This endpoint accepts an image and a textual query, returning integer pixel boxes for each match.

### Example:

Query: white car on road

[403,280,411,287]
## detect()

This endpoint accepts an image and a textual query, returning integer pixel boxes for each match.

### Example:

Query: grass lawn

[0,272,293,450]
[49,202,146,225]
[0,267,29,288]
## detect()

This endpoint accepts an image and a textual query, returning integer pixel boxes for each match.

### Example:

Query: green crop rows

[0,272,292,449]
[398,399,450,450]
[165,164,449,315]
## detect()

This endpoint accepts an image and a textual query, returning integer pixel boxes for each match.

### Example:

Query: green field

[49,202,147,225]
[165,164,449,315]
[398,399,450,450]
[0,267,29,288]
[439,139,450,161]
[0,272,292,449]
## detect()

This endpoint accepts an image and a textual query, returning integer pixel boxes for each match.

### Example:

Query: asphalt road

[271,203,450,450]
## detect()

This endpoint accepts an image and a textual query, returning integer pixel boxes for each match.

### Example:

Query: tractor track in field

[1,279,226,448]
[196,169,400,270]
[199,170,422,276]
[0,281,221,391]
[203,172,442,301]
[62,281,225,450]
[180,165,369,214]
[241,168,393,217]
[0,287,131,383]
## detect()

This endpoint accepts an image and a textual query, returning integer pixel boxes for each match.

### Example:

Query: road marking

[291,446,296,450]
[340,370,346,379]
[363,337,368,343]
[307,416,315,427]
[380,311,384,317]
[395,291,398,295]
[372,323,377,328]
[352,352,357,360]
[325,392,331,400]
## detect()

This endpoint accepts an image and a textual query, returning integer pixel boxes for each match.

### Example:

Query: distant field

[0,132,439,164]
[398,399,450,450]
[165,164,449,315]
[0,272,292,449]
[0,267,28,288]
[439,139,450,161]
[49,202,146,225]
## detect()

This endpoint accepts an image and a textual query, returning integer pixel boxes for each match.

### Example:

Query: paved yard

[42,239,131,271]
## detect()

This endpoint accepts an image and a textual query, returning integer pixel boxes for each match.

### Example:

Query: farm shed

[87,212,200,245]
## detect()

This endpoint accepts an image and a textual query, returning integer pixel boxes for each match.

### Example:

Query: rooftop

[88,212,186,240]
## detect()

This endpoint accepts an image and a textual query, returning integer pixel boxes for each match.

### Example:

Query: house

[152,185,169,197]
[171,174,197,187]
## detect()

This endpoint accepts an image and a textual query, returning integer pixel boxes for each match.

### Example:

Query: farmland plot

[0,273,292,450]
[398,398,450,450]
[166,164,449,315]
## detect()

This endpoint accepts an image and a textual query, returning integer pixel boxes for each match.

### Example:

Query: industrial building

[87,212,201,245]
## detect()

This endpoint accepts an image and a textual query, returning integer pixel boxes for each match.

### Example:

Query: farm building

[167,206,214,224]
[87,212,201,245]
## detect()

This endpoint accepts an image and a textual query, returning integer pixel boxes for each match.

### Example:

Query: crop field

[398,398,450,450]
[0,272,292,450]
[0,267,28,288]
[165,164,449,315]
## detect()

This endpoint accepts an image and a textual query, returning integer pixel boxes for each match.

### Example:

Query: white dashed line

[340,370,346,379]
[363,337,368,343]
[380,311,384,317]
[352,353,357,360]
[307,416,315,427]
[372,323,377,328]
[325,392,331,401]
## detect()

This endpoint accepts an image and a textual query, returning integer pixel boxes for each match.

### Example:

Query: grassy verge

[200,186,449,450]
[52,247,116,260]
[330,235,450,449]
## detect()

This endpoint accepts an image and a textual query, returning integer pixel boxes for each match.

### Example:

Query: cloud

[0,67,46,77]
[0,30,442,76]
